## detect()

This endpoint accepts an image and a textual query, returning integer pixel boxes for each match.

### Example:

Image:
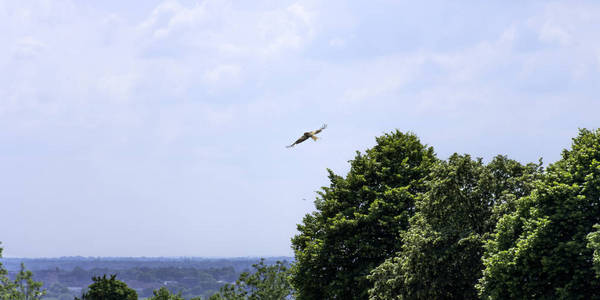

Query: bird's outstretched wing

[286,135,309,148]
[310,124,327,135]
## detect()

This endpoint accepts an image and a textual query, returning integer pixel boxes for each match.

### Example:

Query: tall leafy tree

[478,128,600,299]
[209,259,292,300]
[291,131,437,300]
[368,154,541,299]
[76,274,137,300]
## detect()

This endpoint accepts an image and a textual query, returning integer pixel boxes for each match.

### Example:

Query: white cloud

[137,0,315,59]
[202,64,241,84]
[3,0,600,257]
[258,2,315,55]
[0,0,315,133]
[13,36,46,59]
[97,73,139,102]
[340,56,423,103]
[529,2,600,47]
[328,37,346,48]
[138,0,209,39]
[538,21,571,46]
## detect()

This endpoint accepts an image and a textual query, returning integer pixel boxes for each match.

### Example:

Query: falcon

[287,124,327,148]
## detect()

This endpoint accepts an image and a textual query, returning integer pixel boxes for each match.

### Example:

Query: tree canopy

[291,131,437,299]
[368,154,541,299]
[209,259,292,300]
[76,274,137,300]
[478,128,600,299]
[147,287,189,300]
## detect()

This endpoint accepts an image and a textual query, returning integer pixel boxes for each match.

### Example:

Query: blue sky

[1,0,599,257]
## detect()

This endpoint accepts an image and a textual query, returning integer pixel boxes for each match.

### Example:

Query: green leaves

[13,263,46,300]
[478,128,600,299]
[291,131,437,300]
[209,259,292,300]
[369,154,539,300]
[587,224,600,278]
[0,243,46,300]
[148,287,185,300]
[76,274,137,300]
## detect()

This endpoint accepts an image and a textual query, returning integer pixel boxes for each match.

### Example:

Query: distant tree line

[52,265,235,294]
[1,245,292,300]
[1,257,281,274]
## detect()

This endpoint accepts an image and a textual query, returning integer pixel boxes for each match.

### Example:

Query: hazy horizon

[2,0,600,257]
[1,255,293,259]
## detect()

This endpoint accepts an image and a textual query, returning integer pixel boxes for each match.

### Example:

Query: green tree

[0,243,46,300]
[209,259,292,300]
[12,263,46,300]
[368,154,541,299]
[76,274,137,300]
[478,128,600,299]
[0,243,12,299]
[587,224,600,278]
[291,131,437,300]
[148,287,185,300]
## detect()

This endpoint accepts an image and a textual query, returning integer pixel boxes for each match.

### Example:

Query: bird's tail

[311,136,319,141]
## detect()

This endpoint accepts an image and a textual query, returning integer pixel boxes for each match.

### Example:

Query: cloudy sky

[1,0,599,257]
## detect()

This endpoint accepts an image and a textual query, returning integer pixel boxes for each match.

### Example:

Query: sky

[1,0,599,257]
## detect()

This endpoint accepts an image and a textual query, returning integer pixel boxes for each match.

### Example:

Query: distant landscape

[4,129,600,299]
[4,1,600,299]
[1,257,292,299]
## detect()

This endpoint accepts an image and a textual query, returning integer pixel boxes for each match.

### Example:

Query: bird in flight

[286,124,327,148]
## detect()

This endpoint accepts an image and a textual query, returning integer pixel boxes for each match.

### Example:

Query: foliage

[291,131,437,300]
[588,224,600,278]
[478,128,600,299]
[12,263,47,300]
[0,244,14,299]
[75,274,137,300]
[0,244,9,299]
[0,257,263,275]
[45,283,72,300]
[209,259,292,300]
[148,286,185,300]
[146,286,202,300]
[0,243,47,300]
[32,264,234,298]
[368,154,541,299]
[2,257,255,299]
